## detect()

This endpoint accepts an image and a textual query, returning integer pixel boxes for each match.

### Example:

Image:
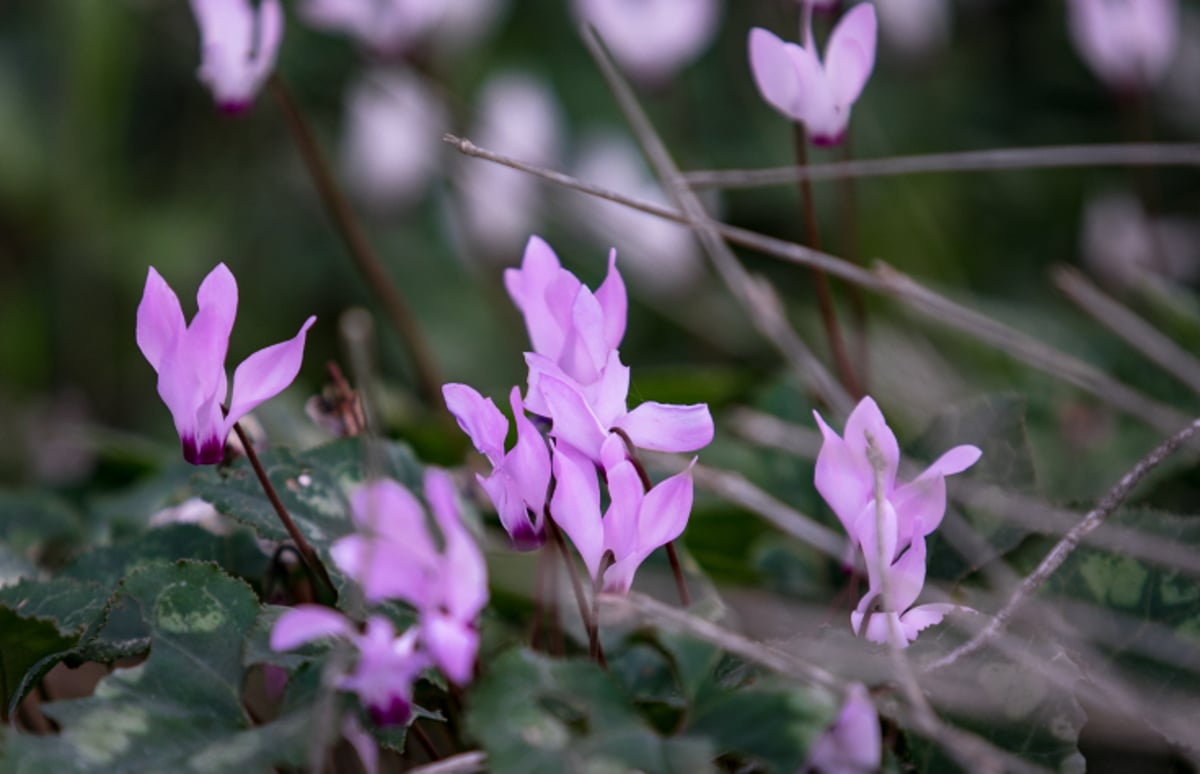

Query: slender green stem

[545,512,606,667]
[268,76,445,408]
[794,126,861,398]
[231,421,337,602]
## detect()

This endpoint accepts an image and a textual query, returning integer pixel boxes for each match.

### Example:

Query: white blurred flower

[876,0,952,60]
[1081,190,1200,290]
[574,0,721,85]
[341,68,448,211]
[300,0,445,55]
[429,0,510,53]
[455,72,564,259]
[149,497,230,535]
[1067,0,1179,92]
[568,132,705,296]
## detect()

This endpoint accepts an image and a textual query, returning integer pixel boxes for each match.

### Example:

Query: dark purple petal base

[369,695,412,727]
[183,434,226,466]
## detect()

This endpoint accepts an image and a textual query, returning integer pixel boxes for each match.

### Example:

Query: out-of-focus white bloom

[340,68,448,211]
[568,132,705,295]
[429,0,510,53]
[876,0,952,60]
[189,0,284,112]
[574,0,721,85]
[1067,0,1179,92]
[149,497,230,535]
[300,0,445,55]
[1081,191,1200,290]
[455,73,564,259]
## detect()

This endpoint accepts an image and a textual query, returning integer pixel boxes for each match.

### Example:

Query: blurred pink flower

[804,683,881,773]
[330,471,488,684]
[300,0,444,54]
[574,0,721,85]
[136,263,315,465]
[270,607,427,725]
[189,0,283,112]
[749,2,877,144]
[1068,0,1179,92]
[550,436,696,593]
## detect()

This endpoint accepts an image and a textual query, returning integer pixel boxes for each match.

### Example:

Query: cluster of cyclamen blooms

[814,397,981,647]
[271,470,488,725]
[444,236,714,594]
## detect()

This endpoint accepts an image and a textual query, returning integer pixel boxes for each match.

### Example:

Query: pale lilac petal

[270,605,353,650]
[549,442,605,580]
[594,248,627,351]
[890,474,947,545]
[813,410,871,540]
[505,235,570,357]
[424,467,489,619]
[342,715,379,774]
[601,457,645,563]
[136,267,185,371]
[924,444,982,478]
[824,2,877,106]
[508,386,552,513]
[588,349,630,428]
[540,374,608,462]
[423,613,478,685]
[330,533,432,603]
[225,315,316,426]
[523,351,568,418]
[602,461,694,594]
[900,603,959,642]
[443,383,510,463]
[559,288,608,385]
[349,479,433,550]
[843,396,899,492]
[249,0,284,86]
[887,530,928,613]
[614,401,714,453]
[749,28,803,121]
[852,498,898,593]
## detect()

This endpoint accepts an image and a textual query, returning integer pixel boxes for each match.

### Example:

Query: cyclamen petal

[270,605,355,650]
[225,316,316,428]
[190,0,284,112]
[549,442,605,580]
[615,401,714,454]
[805,683,881,774]
[443,383,509,463]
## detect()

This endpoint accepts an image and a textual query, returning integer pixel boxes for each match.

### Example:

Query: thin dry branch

[444,137,1184,436]
[927,415,1200,671]
[683,143,1200,189]
[1055,265,1200,397]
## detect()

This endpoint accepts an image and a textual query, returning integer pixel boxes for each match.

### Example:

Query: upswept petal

[614,401,714,453]
[443,383,509,463]
[899,603,958,642]
[824,2,877,106]
[549,442,605,580]
[749,28,803,120]
[330,533,432,603]
[350,479,433,551]
[890,474,947,545]
[559,287,609,385]
[136,267,185,371]
[270,605,354,650]
[504,235,570,358]
[507,386,552,512]
[226,315,316,426]
[601,458,645,563]
[923,444,982,478]
[423,467,488,619]
[812,410,871,539]
[842,396,899,492]
[886,529,928,614]
[805,682,881,774]
[594,248,627,351]
[603,460,695,594]
[589,349,631,428]
[249,0,285,85]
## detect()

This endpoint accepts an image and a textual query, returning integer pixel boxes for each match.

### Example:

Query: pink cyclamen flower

[136,263,315,465]
[748,2,877,145]
[330,470,488,684]
[573,0,721,86]
[443,384,551,550]
[1067,0,1179,92]
[804,683,881,774]
[550,435,696,594]
[270,607,427,725]
[813,396,980,563]
[189,0,284,112]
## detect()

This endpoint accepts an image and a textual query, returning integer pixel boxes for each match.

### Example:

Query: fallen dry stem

[683,142,1200,189]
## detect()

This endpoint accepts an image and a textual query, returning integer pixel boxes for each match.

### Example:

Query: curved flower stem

[611,428,690,607]
[794,127,861,399]
[545,512,606,667]
[231,421,337,602]
[268,75,445,408]
[926,415,1200,672]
